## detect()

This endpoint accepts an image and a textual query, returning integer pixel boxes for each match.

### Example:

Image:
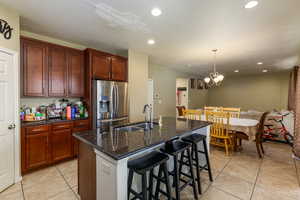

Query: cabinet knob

[8,123,16,130]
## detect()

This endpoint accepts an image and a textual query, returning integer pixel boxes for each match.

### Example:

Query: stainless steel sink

[113,122,158,132]
[133,122,158,130]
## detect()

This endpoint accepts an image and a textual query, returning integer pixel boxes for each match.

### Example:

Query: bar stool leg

[187,148,198,200]
[173,155,180,200]
[162,163,172,200]
[193,144,202,194]
[128,169,134,200]
[202,138,213,181]
[148,169,154,200]
[142,173,148,200]
[154,166,163,199]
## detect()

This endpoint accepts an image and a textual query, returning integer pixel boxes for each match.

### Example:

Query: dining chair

[205,111,234,156]
[235,111,269,158]
[222,107,241,118]
[255,112,269,158]
[183,109,202,120]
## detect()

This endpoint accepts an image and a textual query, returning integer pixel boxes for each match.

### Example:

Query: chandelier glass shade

[204,49,224,87]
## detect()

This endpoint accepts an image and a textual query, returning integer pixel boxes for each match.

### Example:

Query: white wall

[128,50,149,121]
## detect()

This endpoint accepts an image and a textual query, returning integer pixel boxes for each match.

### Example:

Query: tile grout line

[20,181,26,200]
[249,156,263,200]
[55,166,80,200]
[211,155,244,200]
[293,159,300,187]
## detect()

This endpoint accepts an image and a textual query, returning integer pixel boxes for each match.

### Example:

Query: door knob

[8,124,16,130]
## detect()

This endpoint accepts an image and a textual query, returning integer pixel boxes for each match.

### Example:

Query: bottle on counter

[66,106,71,120]
[71,106,76,119]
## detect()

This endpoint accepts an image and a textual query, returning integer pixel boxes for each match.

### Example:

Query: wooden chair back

[205,111,230,138]
[176,106,186,116]
[257,112,269,140]
[255,111,269,158]
[222,107,241,118]
[183,109,202,120]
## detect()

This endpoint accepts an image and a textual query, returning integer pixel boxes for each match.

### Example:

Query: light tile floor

[1,141,299,200]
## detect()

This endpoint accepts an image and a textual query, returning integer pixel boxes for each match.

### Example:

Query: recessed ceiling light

[234,70,239,73]
[245,1,258,9]
[257,62,263,65]
[262,69,268,73]
[151,8,162,16]
[147,39,155,45]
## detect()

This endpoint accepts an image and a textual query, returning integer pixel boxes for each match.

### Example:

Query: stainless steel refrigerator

[93,80,128,129]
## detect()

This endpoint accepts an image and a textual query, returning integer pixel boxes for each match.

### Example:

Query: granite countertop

[73,117,211,160]
[21,117,89,127]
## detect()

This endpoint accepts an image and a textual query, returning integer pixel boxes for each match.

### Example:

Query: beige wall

[207,71,290,111]
[128,50,149,121]
[0,4,20,52]
[149,64,207,117]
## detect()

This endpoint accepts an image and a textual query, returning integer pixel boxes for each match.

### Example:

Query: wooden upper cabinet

[92,52,111,80]
[111,56,127,82]
[86,49,128,82]
[48,45,67,97]
[22,38,48,97]
[67,50,84,97]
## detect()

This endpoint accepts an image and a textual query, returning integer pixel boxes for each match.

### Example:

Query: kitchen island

[73,117,211,200]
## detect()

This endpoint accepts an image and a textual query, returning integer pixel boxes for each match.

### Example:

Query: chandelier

[204,49,224,87]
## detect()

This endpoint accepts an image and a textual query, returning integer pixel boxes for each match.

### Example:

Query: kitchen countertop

[21,117,89,127]
[73,117,211,160]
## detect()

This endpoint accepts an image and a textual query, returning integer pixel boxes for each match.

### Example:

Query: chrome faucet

[143,104,153,125]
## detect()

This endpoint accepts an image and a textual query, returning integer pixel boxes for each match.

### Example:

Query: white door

[0,49,15,192]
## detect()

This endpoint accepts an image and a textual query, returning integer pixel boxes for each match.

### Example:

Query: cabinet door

[92,54,111,80]
[111,56,127,81]
[52,129,73,162]
[22,39,48,96]
[48,45,67,96]
[25,132,49,170]
[68,50,84,97]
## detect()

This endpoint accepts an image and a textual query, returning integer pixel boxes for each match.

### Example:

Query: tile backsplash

[20,98,81,108]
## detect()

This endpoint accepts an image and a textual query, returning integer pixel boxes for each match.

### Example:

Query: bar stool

[182,134,213,194]
[127,151,172,200]
[160,140,198,200]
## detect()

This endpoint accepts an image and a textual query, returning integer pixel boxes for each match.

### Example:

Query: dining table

[198,115,260,141]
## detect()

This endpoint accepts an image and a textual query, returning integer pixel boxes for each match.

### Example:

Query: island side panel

[95,150,129,200]
[78,141,96,200]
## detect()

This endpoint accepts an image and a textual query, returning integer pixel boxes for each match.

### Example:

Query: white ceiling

[2,0,300,76]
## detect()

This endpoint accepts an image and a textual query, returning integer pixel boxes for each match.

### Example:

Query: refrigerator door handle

[113,84,117,117]
[116,85,119,116]
[110,83,115,118]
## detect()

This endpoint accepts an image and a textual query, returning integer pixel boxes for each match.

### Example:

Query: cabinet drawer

[74,120,89,128]
[26,125,49,135]
[53,122,72,130]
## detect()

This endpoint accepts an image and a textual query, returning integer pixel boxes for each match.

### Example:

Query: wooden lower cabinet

[25,132,50,170]
[52,128,73,162]
[21,119,89,174]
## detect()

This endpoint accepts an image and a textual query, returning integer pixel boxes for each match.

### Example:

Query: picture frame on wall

[197,79,204,90]
[190,79,195,89]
